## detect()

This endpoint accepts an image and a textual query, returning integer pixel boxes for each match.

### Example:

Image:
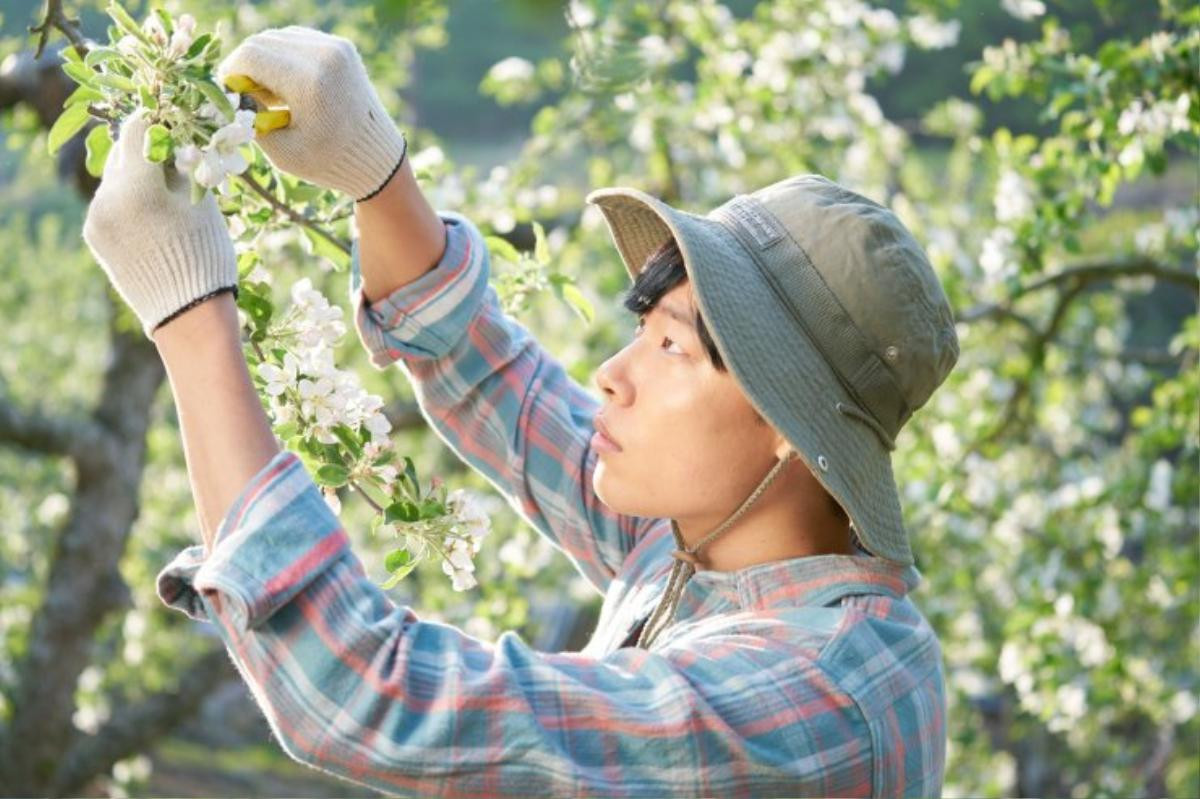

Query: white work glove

[216,25,408,201]
[82,111,239,339]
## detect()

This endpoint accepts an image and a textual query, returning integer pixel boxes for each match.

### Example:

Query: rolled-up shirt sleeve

[349,210,490,368]
[155,451,866,797]
[156,450,350,631]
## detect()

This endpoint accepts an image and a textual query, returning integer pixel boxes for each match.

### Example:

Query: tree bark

[0,43,231,798]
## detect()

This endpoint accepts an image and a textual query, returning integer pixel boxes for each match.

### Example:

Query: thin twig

[235,171,351,255]
[350,479,386,513]
[30,0,88,60]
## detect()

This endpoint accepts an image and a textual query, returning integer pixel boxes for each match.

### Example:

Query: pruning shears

[222,74,291,135]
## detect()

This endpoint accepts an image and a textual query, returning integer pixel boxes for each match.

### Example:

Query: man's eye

[633,316,683,355]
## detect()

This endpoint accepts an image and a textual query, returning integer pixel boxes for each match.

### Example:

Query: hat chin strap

[635,449,802,650]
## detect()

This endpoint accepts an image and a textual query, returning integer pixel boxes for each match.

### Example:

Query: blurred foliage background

[0,0,1196,796]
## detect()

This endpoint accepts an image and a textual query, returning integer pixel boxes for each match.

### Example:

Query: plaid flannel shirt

[157,211,947,798]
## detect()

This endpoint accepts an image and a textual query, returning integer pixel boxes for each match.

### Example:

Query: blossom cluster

[174,107,256,195]
[62,2,496,592]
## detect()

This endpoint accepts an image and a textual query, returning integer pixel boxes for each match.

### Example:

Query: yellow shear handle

[222,74,291,134]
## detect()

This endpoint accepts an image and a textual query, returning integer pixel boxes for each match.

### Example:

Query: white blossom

[1147,31,1173,62]
[487,56,535,83]
[116,34,141,57]
[142,14,167,46]
[1170,690,1197,724]
[1144,458,1173,511]
[1117,95,1192,138]
[980,226,1017,279]
[908,15,960,49]
[448,488,492,551]
[189,110,255,195]
[409,145,445,174]
[257,352,300,397]
[638,34,675,68]
[994,169,1035,223]
[566,0,596,28]
[1001,0,1046,21]
[167,13,197,59]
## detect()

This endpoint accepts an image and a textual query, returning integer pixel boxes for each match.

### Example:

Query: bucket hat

[585,174,960,580]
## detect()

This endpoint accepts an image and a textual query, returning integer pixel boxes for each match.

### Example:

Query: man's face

[590,280,783,524]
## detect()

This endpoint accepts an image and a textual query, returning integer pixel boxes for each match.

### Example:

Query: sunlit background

[0,0,1196,796]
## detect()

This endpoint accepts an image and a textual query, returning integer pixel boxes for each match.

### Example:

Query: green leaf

[532,220,550,264]
[384,500,420,523]
[385,548,411,572]
[184,33,212,60]
[62,61,97,88]
[138,84,158,110]
[47,104,90,155]
[106,1,152,45]
[380,555,419,588]
[196,79,235,121]
[61,42,84,65]
[274,421,298,441]
[314,464,350,487]
[84,123,113,177]
[83,47,123,69]
[63,85,105,107]
[403,456,420,497]
[332,423,363,458]
[153,7,174,35]
[237,251,261,279]
[418,498,446,519]
[143,123,171,163]
[968,65,994,96]
[485,235,522,264]
[301,227,350,272]
[93,73,138,93]
[236,291,273,329]
[561,282,594,325]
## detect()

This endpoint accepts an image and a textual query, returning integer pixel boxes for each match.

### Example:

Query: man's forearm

[355,157,448,305]
[153,293,280,553]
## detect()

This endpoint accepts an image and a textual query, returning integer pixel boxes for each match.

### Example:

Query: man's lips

[593,415,623,451]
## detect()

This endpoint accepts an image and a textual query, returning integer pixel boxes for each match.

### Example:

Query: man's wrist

[153,290,242,352]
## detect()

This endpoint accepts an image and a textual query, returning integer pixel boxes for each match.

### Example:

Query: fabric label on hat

[723,196,785,250]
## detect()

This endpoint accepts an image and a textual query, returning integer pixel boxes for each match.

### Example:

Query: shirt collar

[683,549,922,612]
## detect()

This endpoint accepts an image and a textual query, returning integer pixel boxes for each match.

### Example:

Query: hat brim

[585,186,914,566]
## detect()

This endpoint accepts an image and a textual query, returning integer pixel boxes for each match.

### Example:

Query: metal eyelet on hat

[885,345,899,362]
[817,455,829,471]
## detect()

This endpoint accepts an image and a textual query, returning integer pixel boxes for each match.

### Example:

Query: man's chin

[591,462,659,518]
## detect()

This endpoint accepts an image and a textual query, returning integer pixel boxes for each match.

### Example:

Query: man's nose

[593,349,629,402]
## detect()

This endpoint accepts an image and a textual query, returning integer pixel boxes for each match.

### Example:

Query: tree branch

[51,647,236,796]
[29,0,88,60]
[959,256,1198,325]
[0,393,116,467]
[976,278,1086,447]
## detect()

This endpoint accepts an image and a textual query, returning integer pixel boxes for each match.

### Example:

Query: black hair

[621,238,728,373]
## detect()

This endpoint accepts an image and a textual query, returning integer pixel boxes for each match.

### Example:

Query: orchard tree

[0,0,1195,797]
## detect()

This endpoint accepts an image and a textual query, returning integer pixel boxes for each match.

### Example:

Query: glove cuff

[121,220,240,339]
[325,100,408,201]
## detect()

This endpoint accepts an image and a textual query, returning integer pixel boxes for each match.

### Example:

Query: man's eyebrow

[652,302,698,332]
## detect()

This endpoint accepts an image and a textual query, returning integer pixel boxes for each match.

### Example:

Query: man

[82,25,959,798]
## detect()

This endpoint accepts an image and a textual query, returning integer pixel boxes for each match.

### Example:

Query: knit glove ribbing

[82,111,239,339]
[215,26,407,201]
